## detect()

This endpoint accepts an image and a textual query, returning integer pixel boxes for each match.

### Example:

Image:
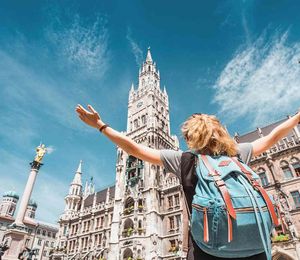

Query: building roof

[236,117,300,143]
[28,199,38,208]
[37,220,59,231]
[3,191,19,200]
[84,185,115,208]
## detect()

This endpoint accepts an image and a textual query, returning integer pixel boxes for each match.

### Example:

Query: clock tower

[108,48,180,260]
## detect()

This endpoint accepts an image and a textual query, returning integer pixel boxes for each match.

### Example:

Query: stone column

[3,144,46,260]
[14,168,38,226]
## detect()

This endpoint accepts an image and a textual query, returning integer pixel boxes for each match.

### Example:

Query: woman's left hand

[75,104,103,129]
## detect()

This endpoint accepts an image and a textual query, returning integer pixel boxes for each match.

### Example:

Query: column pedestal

[3,227,27,260]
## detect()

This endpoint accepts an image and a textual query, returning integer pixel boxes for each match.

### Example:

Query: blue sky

[0,0,300,224]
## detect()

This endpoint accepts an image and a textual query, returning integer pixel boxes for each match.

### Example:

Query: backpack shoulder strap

[231,157,279,226]
[180,151,197,218]
[180,151,198,254]
[201,155,237,220]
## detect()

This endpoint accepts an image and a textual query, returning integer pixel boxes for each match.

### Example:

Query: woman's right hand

[75,104,104,129]
[75,104,163,166]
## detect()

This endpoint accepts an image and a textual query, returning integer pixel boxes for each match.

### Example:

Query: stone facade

[53,49,184,260]
[0,192,58,259]
[235,120,300,259]
[53,49,300,260]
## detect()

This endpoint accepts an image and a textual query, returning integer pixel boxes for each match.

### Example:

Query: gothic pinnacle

[163,86,167,94]
[77,160,83,173]
[146,47,153,63]
[130,83,134,92]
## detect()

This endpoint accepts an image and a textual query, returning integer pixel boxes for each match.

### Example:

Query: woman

[76,104,300,260]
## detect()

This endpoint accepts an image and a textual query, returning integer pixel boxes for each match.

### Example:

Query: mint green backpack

[189,154,279,260]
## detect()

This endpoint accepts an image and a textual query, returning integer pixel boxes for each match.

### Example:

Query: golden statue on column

[31,144,47,170]
[34,144,47,163]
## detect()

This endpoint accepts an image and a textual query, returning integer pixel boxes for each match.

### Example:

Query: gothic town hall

[52,49,300,260]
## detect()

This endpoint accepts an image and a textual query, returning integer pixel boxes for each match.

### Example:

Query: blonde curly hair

[181,113,237,156]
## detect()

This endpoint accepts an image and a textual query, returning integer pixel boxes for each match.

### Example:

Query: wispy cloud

[0,10,113,224]
[241,10,251,46]
[213,31,300,126]
[47,14,109,77]
[0,50,83,137]
[46,146,55,154]
[126,27,143,66]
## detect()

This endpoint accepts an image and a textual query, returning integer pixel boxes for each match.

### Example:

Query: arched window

[137,249,142,259]
[290,157,300,177]
[257,168,268,187]
[138,199,144,212]
[123,248,133,259]
[148,65,151,71]
[273,251,294,260]
[8,206,14,216]
[291,191,300,209]
[280,161,293,180]
[123,218,134,238]
[124,197,134,215]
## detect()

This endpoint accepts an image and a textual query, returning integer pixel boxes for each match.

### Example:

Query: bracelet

[99,124,110,133]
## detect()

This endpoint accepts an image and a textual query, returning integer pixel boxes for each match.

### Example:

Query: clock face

[137,101,143,108]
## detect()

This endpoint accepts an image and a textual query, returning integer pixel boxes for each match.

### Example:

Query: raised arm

[75,104,163,166]
[251,111,300,156]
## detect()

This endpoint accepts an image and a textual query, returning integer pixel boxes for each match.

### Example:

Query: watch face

[137,101,143,108]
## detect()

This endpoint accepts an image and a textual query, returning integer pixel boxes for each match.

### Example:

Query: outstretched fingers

[87,104,97,114]
[76,104,90,114]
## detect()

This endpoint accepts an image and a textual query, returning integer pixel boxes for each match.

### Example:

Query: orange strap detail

[201,155,236,219]
[231,157,279,227]
[227,211,233,242]
[203,207,209,243]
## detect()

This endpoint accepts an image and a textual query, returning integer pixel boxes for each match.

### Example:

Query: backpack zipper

[192,203,268,213]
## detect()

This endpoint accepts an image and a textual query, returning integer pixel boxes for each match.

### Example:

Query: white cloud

[48,14,109,76]
[0,49,85,143]
[46,146,55,154]
[213,31,300,126]
[126,27,144,66]
[241,11,251,46]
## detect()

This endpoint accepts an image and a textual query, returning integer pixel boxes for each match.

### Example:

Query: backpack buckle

[208,170,221,177]
[214,179,225,188]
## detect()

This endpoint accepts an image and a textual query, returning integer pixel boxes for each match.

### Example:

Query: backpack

[182,152,279,260]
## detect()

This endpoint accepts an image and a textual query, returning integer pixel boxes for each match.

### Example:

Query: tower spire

[77,160,82,173]
[72,160,83,185]
[130,83,134,93]
[146,47,153,63]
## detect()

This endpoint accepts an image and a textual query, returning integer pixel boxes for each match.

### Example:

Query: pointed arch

[123,248,133,259]
[272,247,295,260]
